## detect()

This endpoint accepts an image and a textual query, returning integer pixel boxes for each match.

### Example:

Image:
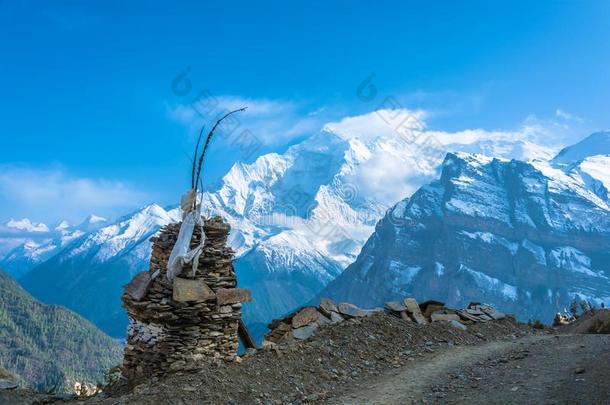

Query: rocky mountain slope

[11,111,562,337]
[321,132,610,322]
[0,269,122,393]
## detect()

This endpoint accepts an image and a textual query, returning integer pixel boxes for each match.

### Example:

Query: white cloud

[428,115,570,150]
[323,109,434,205]
[427,112,592,161]
[349,152,431,205]
[323,108,428,142]
[555,109,584,123]
[0,165,153,223]
[323,107,592,209]
[325,108,571,162]
[168,95,330,147]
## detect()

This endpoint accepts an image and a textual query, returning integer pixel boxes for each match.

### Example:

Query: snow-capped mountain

[320,138,610,322]
[76,214,109,233]
[1,219,87,278]
[0,218,52,263]
[0,214,110,279]
[14,110,569,337]
[552,131,610,165]
[20,204,179,336]
[552,131,610,193]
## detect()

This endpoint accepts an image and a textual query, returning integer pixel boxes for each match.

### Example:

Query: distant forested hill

[0,269,122,393]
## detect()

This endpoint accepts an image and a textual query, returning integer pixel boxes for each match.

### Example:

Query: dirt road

[334,334,610,404]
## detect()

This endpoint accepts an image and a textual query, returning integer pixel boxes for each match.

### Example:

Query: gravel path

[334,334,610,404]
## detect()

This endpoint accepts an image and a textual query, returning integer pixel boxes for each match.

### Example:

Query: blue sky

[1,1,609,223]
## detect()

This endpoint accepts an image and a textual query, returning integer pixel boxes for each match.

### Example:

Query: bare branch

[194,108,246,190]
[191,125,205,189]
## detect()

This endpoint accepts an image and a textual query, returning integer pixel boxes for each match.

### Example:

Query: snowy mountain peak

[77,214,109,232]
[444,151,501,167]
[577,155,610,193]
[131,203,171,219]
[65,203,179,263]
[54,220,71,232]
[553,131,610,165]
[5,218,50,233]
[438,151,610,233]
[22,239,41,250]
[85,214,107,224]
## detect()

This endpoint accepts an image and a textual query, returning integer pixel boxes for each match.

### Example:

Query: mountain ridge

[552,131,610,165]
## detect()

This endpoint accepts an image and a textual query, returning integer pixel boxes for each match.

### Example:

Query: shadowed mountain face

[321,151,610,323]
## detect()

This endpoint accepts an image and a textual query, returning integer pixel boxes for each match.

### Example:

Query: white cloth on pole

[167,189,206,281]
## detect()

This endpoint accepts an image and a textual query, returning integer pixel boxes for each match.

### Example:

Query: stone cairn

[264,298,507,345]
[121,216,252,380]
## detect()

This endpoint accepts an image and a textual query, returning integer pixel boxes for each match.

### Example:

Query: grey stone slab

[172,277,216,302]
[293,323,318,340]
[385,301,407,312]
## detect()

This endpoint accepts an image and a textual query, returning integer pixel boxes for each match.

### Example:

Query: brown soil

[332,334,610,404]
[85,313,540,404]
[0,369,15,380]
[559,309,610,334]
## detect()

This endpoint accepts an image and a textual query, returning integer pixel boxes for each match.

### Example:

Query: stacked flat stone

[122,216,244,380]
[264,298,510,345]
[263,298,382,345]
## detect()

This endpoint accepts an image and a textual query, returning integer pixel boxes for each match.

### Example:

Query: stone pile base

[122,217,250,380]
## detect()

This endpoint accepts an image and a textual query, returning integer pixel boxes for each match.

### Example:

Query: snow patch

[548,247,605,278]
[520,239,547,265]
[459,264,518,301]
[460,231,518,255]
[434,262,445,276]
[388,261,421,285]
[579,155,610,191]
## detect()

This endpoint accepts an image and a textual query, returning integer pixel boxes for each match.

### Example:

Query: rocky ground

[3,311,609,404]
[16,312,542,404]
[560,309,610,334]
[331,334,610,404]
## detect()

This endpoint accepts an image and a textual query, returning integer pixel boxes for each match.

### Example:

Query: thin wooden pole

[238,319,256,349]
